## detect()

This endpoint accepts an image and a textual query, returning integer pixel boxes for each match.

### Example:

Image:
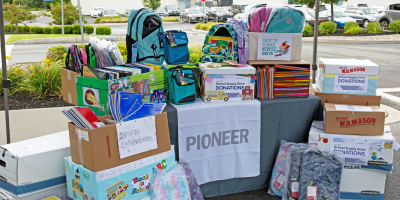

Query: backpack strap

[65,47,71,70]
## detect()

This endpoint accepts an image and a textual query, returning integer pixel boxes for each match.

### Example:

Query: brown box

[324,103,385,135]
[68,112,171,171]
[310,84,381,107]
[61,67,80,105]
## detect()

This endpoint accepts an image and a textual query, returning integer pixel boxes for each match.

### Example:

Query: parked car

[314,4,329,11]
[342,3,368,8]
[154,7,169,17]
[91,7,104,18]
[230,4,247,16]
[371,5,385,12]
[180,9,208,23]
[227,13,248,25]
[287,4,308,13]
[164,5,180,16]
[378,2,400,29]
[185,5,200,9]
[207,7,233,22]
[344,7,379,27]
[306,11,330,27]
[244,4,267,14]
[101,9,119,17]
[320,11,356,28]
[199,7,210,14]
[123,8,135,17]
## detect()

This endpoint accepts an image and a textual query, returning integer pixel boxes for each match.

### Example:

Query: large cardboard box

[0,185,68,200]
[199,64,256,102]
[310,84,381,107]
[64,147,175,200]
[61,67,80,105]
[248,32,302,61]
[309,121,393,172]
[324,103,385,135]
[0,131,70,198]
[316,58,379,95]
[68,113,171,172]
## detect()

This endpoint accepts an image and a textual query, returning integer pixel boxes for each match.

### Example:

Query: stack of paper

[109,91,166,122]
[255,65,275,99]
[62,107,105,129]
[273,65,310,98]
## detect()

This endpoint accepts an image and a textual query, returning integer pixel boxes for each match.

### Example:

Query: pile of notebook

[109,90,166,122]
[254,65,275,99]
[273,65,310,98]
[82,63,156,80]
[62,107,105,129]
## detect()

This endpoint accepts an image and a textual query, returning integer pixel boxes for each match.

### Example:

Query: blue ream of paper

[132,43,138,63]
[123,103,166,122]
[119,92,143,119]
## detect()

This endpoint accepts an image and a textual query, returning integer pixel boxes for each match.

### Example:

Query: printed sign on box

[334,75,369,93]
[329,136,369,166]
[257,34,292,60]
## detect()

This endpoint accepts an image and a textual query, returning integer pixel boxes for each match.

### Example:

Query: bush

[34,26,43,34]
[319,22,337,35]
[85,26,94,34]
[73,24,81,34]
[161,17,179,22]
[64,25,73,34]
[28,61,63,97]
[113,15,121,19]
[9,25,16,32]
[29,26,35,33]
[4,25,11,31]
[344,22,359,31]
[303,24,313,37]
[43,27,52,34]
[7,66,29,95]
[17,26,23,33]
[195,23,202,29]
[52,26,62,34]
[189,44,202,63]
[46,45,67,62]
[23,26,30,33]
[117,40,127,62]
[95,17,103,23]
[388,20,400,34]
[367,22,382,34]
[96,26,112,35]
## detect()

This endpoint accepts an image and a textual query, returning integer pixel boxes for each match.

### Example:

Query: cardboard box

[65,147,175,200]
[316,58,379,95]
[324,103,385,135]
[248,32,302,61]
[0,131,70,198]
[61,67,80,105]
[0,185,68,200]
[340,167,386,200]
[68,113,171,172]
[310,84,381,107]
[199,64,256,102]
[309,121,393,172]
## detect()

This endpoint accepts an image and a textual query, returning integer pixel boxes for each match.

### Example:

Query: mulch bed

[308,29,397,37]
[0,94,72,111]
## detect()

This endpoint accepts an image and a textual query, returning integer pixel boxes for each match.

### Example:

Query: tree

[50,2,80,25]
[26,0,45,8]
[293,0,347,22]
[142,0,161,11]
[51,0,71,6]
[3,3,38,33]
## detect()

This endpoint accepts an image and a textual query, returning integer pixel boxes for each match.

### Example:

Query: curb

[191,28,208,34]
[382,104,400,124]
[8,36,125,45]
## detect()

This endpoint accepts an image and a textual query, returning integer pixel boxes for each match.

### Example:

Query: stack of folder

[273,65,310,98]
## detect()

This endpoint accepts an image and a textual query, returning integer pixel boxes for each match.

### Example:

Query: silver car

[180,9,208,23]
[101,9,119,17]
[378,2,400,29]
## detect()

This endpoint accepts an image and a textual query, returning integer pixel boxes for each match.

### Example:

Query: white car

[91,7,104,18]
[101,9,119,17]
[319,11,356,29]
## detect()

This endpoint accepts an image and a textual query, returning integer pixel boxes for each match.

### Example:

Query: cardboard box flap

[325,103,383,113]
[199,64,255,74]
[319,58,380,75]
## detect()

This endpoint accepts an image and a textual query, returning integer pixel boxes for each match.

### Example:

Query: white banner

[173,99,261,184]
[334,74,369,93]
[257,34,292,60]
[330,135,369,166]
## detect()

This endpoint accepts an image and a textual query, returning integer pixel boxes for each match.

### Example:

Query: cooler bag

[265,7,305,33]
[167,68,197,105]
[163,30,190,64]
[201,24,238,63]
[165,64,201,97]
[76,76,109,116]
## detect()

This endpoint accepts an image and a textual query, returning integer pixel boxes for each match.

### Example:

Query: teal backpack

[126,8,165,65]
[167,68,197,105]
[201,24,238,63]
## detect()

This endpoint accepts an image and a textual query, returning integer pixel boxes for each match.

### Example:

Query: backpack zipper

[128,8,146,37]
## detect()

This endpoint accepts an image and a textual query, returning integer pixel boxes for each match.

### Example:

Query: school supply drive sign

[172,99,261,184]
[257,34,292,60]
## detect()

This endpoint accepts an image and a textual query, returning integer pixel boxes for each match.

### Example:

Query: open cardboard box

[68,112,171,172]
[61,67,80,105]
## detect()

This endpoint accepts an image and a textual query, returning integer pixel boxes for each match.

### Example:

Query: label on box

[335,105,373,112]
[330,135,369,165]
[78,129,89,141]
[307,186,317,200]
[207,74,253,101]
[334,74,368,93]
[273,173,285,190]
[291,181,299,197]
[257,34,292,61]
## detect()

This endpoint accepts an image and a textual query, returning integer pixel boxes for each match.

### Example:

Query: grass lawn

[5,34,123,44]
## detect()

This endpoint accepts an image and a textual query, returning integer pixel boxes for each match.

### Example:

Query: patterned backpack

[200,24,238,63]
[226,19,249,64]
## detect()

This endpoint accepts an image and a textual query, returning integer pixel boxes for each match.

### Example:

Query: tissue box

[65,147,175,200]
[309,121,393,172]
[316,58,379,95]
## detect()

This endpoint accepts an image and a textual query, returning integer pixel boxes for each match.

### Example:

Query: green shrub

[303,24,313,37]
[29,26,35,33]
[43,27,52,34]
[96,26,112,35]
[388,20,400,33]
[73,24,81,34]
[9,25,16,32]
[4,25,11,31]
[367,22,382,34]
[64,25,73,34]
[7,66,29,95]
[195,23,202,29]
[113,15,121,19]
[344,22,359,31]
[85,26,94,34]
[52,26,62,34]
[46,45,67,62]
[189,44,202,63]
[23,26,30,33]
[95,17,102,23]
[17,26,23,33]
[34,26,43,34]
[27,61,62,97]
[319,22,337,35]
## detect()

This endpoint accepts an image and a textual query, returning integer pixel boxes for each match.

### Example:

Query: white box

[0,131,70,197]
[0,185,69,200]
[316,58,380,95]
[308,121,393,172]
[340,167,386,200]
[200,64,256,102]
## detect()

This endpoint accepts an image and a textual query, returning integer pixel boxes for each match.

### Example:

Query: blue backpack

[126,8,165,65]
[167,68,197,105]
[265,7,305,33]
[163,30,190,65]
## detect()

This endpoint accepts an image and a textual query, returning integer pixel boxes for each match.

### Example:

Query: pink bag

[79,48,87,65]
[248,7,273,32]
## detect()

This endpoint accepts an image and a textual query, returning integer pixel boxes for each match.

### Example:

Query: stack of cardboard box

[309,58,393,200]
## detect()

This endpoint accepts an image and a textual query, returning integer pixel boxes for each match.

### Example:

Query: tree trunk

[331,2,334,22]
[15,24,19,33]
